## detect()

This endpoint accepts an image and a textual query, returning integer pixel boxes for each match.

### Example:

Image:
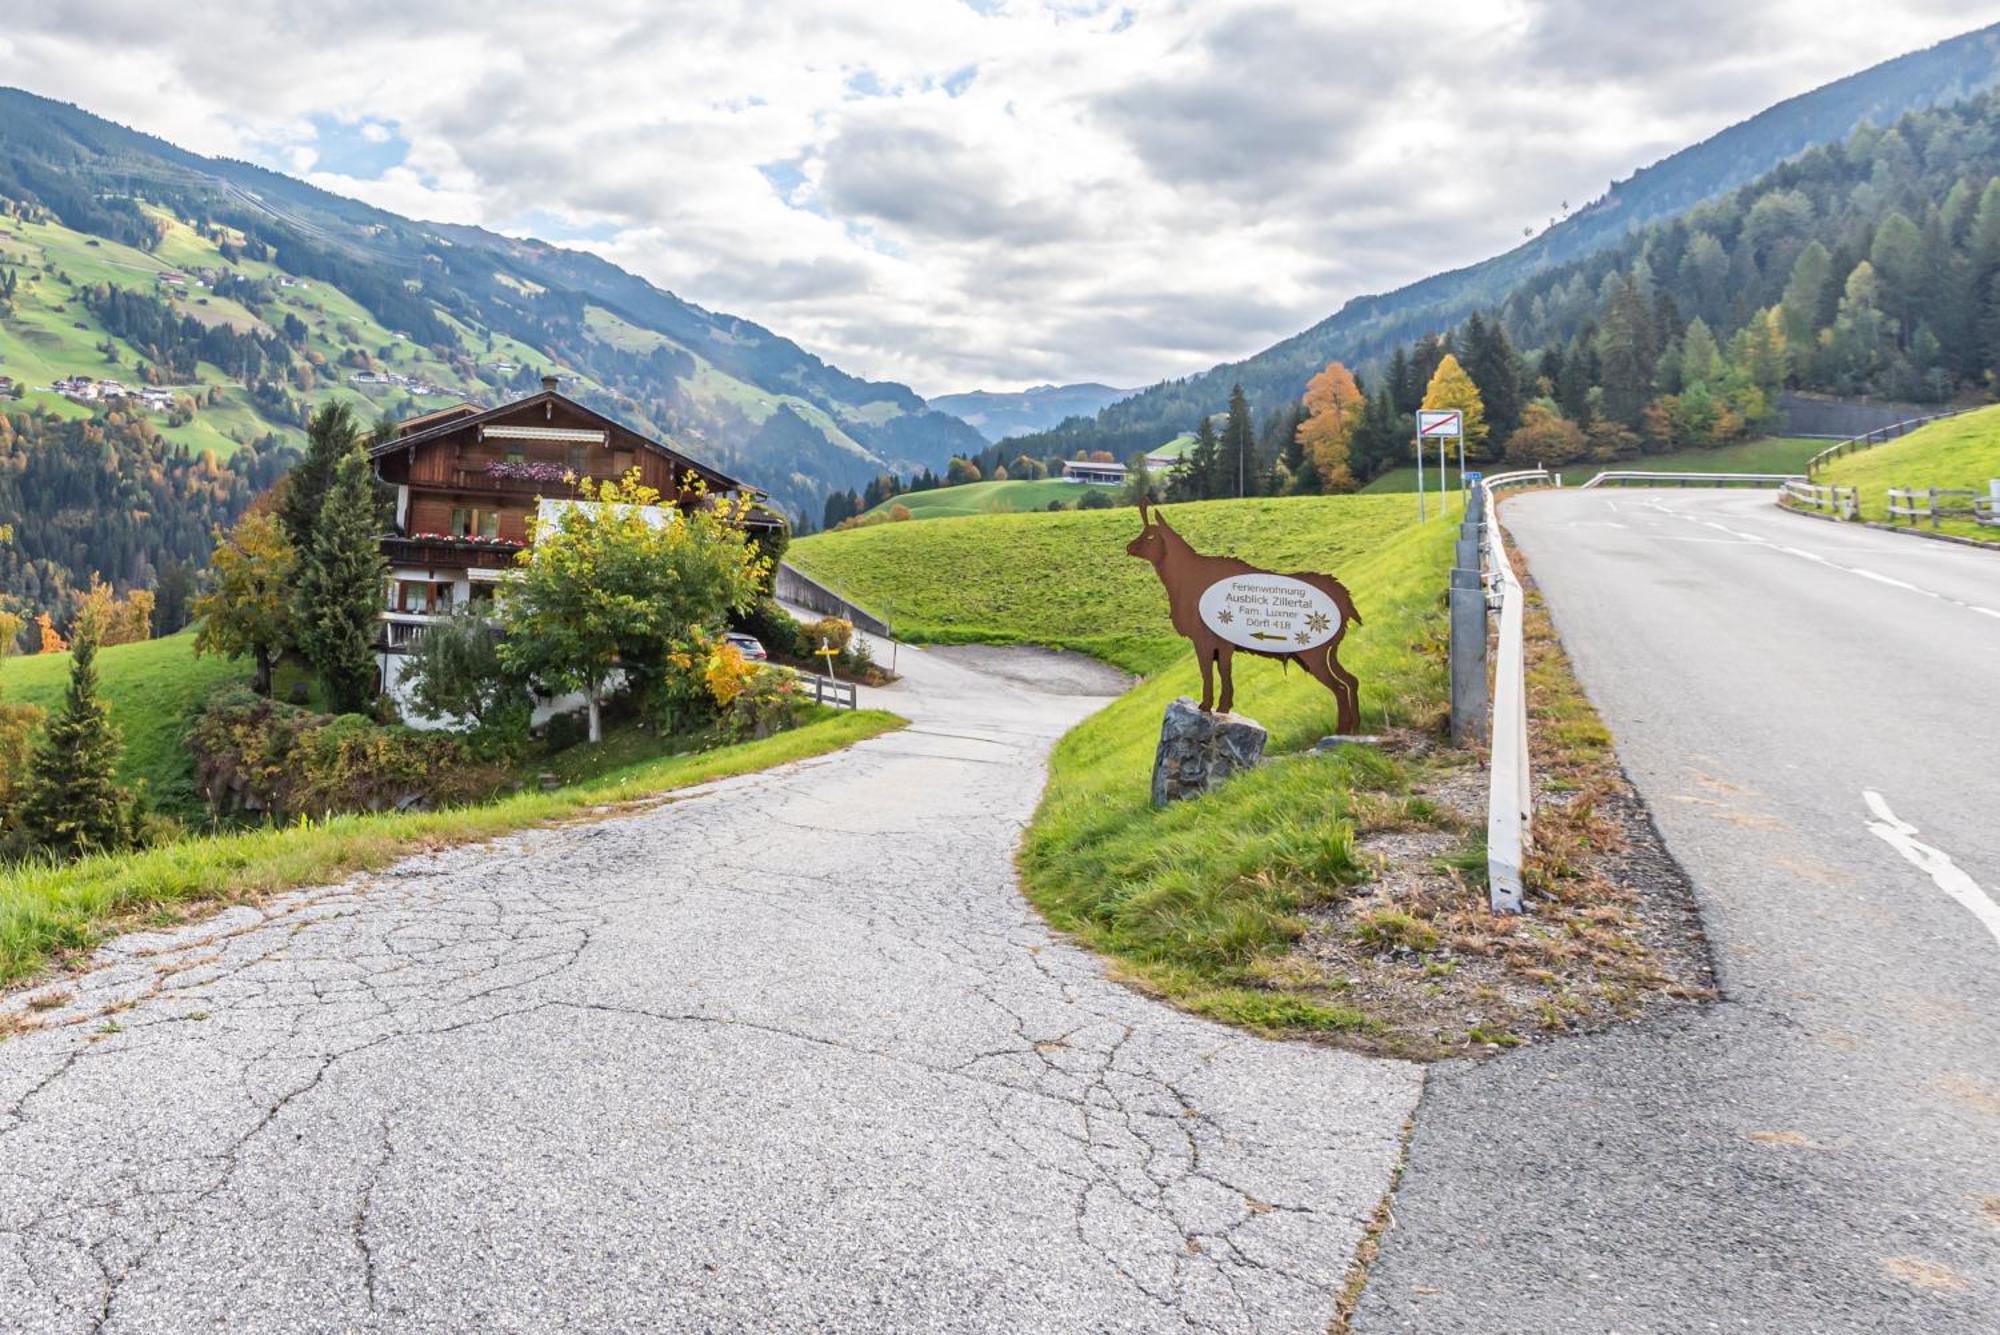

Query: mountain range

[1009,22,2000,461]
[924,383,1133,442]
[0,87,987,522]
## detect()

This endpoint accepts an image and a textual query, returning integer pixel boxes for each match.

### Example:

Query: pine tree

[18,607,132,860]
[1386,345,1420,415]
[1461,313,1528,447]
[1779,240,1834,380]
[1595,274,1658,426]
[278,401,360,552]
[1181,417,1221,501]
[296,445,387,715]
[1221,384,1255,498]
[1347,387,1402,484]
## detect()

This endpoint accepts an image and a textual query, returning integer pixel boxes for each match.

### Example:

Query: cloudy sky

[2,1,1994,396]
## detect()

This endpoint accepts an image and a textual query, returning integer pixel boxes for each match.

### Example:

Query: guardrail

[1480,473,1536,911]
[1780,479,1859,519]
[1806,407,1974,477]
[1579,471,1802,489]
[1480,468,1551,493]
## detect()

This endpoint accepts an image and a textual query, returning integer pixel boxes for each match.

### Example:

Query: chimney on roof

[541,375,559,393]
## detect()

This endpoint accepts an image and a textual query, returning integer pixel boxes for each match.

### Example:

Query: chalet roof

[395,401,483,433]
[368,388,754,498]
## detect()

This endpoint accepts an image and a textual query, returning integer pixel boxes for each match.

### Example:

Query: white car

[725,632,768,662]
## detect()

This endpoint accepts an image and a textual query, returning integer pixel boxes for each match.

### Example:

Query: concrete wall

[774,562,893,637]
[1776,392,1945,440]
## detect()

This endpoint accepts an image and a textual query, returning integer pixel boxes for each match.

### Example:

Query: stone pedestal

[1151,697,1268,807]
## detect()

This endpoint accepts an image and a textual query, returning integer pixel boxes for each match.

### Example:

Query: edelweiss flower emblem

[1305,611,1331,635]
[1295,630,1312,645]
[1216,608,1233,625]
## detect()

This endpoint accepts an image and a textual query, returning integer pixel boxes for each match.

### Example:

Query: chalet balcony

[446,465,583,497]
[381,534,527,571]
[379,611,440,651]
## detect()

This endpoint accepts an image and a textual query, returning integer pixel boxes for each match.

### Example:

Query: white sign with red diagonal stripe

[1417,409,1461,438]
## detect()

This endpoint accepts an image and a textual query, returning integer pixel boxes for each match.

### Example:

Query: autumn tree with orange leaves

[1296,361,1363,491]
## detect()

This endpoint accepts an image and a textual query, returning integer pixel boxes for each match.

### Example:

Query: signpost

[1126,498,1362,730]
[1416,409,1462,521]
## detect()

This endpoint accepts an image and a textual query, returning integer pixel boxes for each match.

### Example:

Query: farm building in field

[368,376,781,725]
[1061,459,1127,485]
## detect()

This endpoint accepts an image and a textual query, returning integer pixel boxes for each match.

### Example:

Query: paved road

[1357,490,2000,1333]
[1,641,1418,1332]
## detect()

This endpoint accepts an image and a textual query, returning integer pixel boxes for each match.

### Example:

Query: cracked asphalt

[1356,491,2000,1333]
[0,639,1420,1332]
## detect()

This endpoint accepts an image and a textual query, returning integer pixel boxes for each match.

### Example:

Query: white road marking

[1648,507,2000,619]
[1863,791,2000,950]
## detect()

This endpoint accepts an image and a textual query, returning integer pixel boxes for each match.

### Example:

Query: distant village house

[1061,458,1127,486]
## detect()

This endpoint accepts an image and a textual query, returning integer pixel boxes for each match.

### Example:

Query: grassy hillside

[1020,517,1457,1035]
[861,478,1105,520]
[800,495,1674,1047]
[1819,406,2000,542]
[0,86,990,533]
[1,630,247,812]
[801,491,1497,1038]
[1360,436,1825,496]
[791,493,1416,673]
[0,708,902,987]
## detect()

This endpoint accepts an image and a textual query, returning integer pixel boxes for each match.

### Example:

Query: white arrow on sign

[1417,409,1462,438]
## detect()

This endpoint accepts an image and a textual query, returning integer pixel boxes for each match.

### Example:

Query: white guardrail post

[1475,470,1543,914]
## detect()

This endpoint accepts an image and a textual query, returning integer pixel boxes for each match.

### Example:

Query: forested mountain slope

[0,87,984,545]
[1015,23,2000,460]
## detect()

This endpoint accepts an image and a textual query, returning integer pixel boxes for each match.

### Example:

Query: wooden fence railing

[1886,487,1984,529]
[1780,479,1859,519]
[805,674,858,709]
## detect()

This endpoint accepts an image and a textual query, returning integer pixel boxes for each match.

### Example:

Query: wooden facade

[369,380,779,695]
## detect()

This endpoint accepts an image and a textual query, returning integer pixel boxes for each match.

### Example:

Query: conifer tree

[279,401,360,552]
[1180,417,1221,501]
[1221,384,1255,498]
[18,607,133,860]
[296,445,387,715]
[1461,313,1528,444]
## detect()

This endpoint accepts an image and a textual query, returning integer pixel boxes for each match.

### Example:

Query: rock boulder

[1151,696,1268,807]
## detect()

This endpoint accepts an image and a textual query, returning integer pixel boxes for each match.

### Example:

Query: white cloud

[0,0,1993,395]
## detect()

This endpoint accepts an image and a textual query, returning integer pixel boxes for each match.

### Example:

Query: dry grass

[1289,563,1714,1060]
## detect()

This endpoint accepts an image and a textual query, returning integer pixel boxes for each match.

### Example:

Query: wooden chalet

[368,376,780,716]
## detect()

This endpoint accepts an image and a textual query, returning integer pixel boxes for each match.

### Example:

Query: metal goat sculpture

[1126,497,1362,732]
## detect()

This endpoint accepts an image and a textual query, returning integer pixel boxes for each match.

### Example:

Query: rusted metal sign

[1127,497,1361,731]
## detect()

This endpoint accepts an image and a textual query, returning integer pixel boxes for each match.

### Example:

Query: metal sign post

[1416,410,1463,523]
[1415,430,1426,522]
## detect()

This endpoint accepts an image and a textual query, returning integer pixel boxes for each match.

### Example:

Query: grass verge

[806,489,1710,1052]
[1010,506,1711,1052]
[1016,517,1459,1040]
[0,708,903,989]
[1817,404,2000,544]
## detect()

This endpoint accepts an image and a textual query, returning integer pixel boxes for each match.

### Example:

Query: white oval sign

[1198,574,1344,651]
